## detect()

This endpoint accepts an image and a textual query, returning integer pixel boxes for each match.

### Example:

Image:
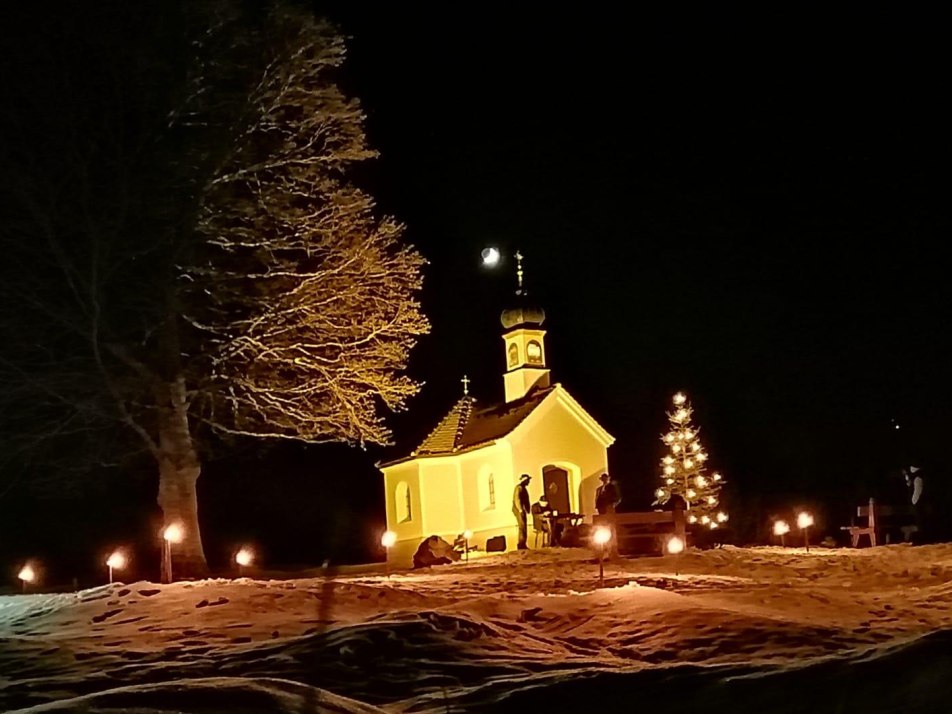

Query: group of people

[511,472,622,550]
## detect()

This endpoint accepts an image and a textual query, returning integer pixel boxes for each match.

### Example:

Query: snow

[3,544,952,712]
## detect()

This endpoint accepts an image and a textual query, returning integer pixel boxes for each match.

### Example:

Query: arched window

[508,343,519,368]
[526,340,543,365]
[478,466,496,511]
[395,481,412,523]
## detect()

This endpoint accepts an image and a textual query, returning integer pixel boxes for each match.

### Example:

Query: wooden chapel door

[542,465,571,513]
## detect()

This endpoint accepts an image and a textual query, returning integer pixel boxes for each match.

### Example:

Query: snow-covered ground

[3,544,952,712]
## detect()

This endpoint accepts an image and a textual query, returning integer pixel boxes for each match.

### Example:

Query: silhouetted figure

[513,474,532,549]
[595,473,621,515]
[904,465,927,542]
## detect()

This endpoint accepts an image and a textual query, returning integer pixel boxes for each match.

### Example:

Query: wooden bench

[593,508,686,555]
[841,498,917,547]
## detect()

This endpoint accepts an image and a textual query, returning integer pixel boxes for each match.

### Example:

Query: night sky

[2,6,950,583]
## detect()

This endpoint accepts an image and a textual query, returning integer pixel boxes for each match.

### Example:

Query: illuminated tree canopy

[0,2,428,572]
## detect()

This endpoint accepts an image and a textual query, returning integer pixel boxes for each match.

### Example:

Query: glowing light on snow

[480,247,501,266]
[593,526,612,546]
[163,524,184,544]
[106,551,127,570]
[797,512,814,529]
[773,520,790,536]
[667,536,685,555]
[673,392,686,406]
[18,564,35,583]
[235,547,254,567]
[381,530,397,548]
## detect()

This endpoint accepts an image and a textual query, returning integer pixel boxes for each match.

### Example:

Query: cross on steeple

[461,374,471,396]
[515,250,524,294]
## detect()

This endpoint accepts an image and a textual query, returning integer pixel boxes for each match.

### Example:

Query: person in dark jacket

[513,474,532,549]
[595,473,621,515]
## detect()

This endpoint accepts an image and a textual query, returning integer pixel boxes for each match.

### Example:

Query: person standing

[595,473,621,515]
[513,473,532,550]
[904,465,926,542]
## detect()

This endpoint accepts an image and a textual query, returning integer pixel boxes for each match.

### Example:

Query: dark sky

[2,5,950,581]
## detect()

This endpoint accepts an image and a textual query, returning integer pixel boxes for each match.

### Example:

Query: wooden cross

[461,374,471,396]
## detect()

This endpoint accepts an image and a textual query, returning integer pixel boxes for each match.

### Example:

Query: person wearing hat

[595,473,621,516]
[513,473,532,549]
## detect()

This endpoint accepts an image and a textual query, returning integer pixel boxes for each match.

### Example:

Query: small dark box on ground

[486,535,507,552]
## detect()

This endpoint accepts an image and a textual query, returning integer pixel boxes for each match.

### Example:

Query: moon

[481,247,500,266]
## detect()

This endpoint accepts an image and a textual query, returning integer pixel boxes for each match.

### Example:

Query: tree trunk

[156,374,208,578]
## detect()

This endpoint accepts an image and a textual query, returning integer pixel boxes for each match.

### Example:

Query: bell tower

[500,252,550,403]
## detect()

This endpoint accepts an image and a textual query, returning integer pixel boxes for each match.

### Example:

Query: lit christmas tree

[653,392,728,531]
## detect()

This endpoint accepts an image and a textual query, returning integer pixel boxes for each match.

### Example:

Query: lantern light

[381,530,397,548]
[106,551,127,571]
[163,523,184,544]
[797,512,814,530]
[18,564,36,584]
[773,520,790,536]
[667,536,684,555]
[235,547,254,568]
[593,526,612,546]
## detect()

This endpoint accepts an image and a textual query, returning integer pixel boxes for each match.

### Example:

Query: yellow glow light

[235,547,254,567]
[673,392,686,406]
[106,551,127,570]
[773,520,790,536]
[163,524,184,544]
[593,526,612,546]
[797,512,814,529]
[709,521,718,529]
[655,488,666,499]
[716,512,728,523]
[663,456,674,465]
[664,433,674,444]
[666,478,674,485]
[381,530,398,548]
[696,476,707,487]
[667,536,685,554]
[712,472,721,481]
[672,444,681,453]
[700,515,711,524]
[684,459,694,469]
[684,429,694,440]
[707,496,716,505]
[18,564,35,583]
[688,514,698,524]
[686,489,696,499]
[675,409,688,421]
[691,442,700,452]
[664,465,675,475]
[463,529,473,540]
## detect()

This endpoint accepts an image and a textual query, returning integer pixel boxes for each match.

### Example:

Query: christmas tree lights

[655,392,726,529]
